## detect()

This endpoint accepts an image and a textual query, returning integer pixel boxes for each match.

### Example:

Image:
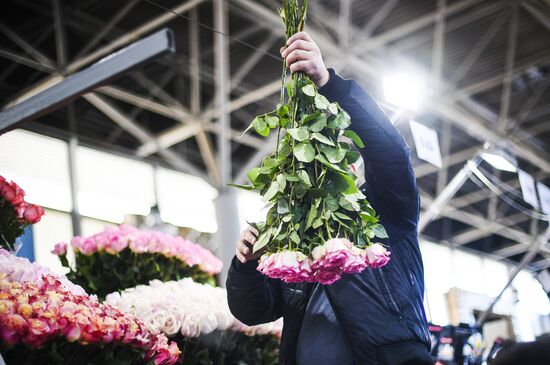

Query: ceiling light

[481,149,517,173]
[382,72,427,111]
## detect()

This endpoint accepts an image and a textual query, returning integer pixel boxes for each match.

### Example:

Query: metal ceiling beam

[0,29,175,134]
[415,146,479,178]
[5,0,206,108]
[189,7,220,187]
[75,0,140,60]
[432,0,446,86]
[452,211,530,245]
[522,0,550,32]
[356,0,486,53]
[498,3,519,132]
[84,92,205,179]
[0,20,55,67]
[0,49,57,73]
[339,0,351,48]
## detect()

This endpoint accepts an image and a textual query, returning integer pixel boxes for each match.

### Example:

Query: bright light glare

[481,152,517,172]
[383,73,427,111]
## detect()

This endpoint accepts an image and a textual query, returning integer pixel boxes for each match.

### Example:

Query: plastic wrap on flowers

[54,225,223,299]
[0,175,45,252]
[106,278,282,365]
[231,0,390,285]
[0,251,180,365]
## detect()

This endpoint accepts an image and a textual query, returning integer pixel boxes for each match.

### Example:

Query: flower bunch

[258,240,390,285]
[0,175,44,251]
[55,225,223,299]
[232,0,389,285]
[0,248,85,296]
[105,278,282,339]
[0,254,180,364]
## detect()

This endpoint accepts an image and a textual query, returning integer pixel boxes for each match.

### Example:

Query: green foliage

[1,339,149,365]
[232,0,385,255]
[0,198,25,251]
[175,331,279,365]
[60,249,215,300]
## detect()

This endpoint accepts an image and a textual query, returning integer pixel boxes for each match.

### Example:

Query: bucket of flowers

[231,0,390,285]
[0,175,44,252]
[53,225,223,300]
[0,249,180,365]
[106,278,282,365]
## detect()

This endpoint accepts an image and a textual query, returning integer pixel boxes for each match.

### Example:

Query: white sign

[518,170,539,209]
[409,120,442,168]
[537,182,550,216]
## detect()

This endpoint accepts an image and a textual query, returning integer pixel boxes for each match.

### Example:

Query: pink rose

[365,243,391,268]
[0,313,28,345]
[315,268,342,285]
[1,181,25,206]
[51,242,68,256]
[0,175,6,187]
[23,204,44,224]
[342,247,368,274]
[15,203,27,220]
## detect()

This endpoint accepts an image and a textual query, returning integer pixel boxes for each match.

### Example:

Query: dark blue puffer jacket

[226,69,431,365]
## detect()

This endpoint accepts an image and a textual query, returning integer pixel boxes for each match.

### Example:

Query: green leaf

[328,102,339,115]
[297,170,312,187]
[360,212,378,224]
[253,116,270,137]
[334,211,352,220]
[277,103,289,118]
[328,112,351,130]
[266,115,280,128]
[373,223,388,239]
[315,154,347,174]
[287,127,310,142]
[285,79,296,98]
[278,138,292,157]
[344,130,365,148]
[294,142,315,163]
[263,157,280,169]
[277,199,289,214]
[228,183,254,191]
[247,167,261,183]
[311,132,335,146]
[302,83,316,97]
[276,174,287,191]
[263,181,280,202]
[290,231,300,244]
[320,144,346,163]
[312,217,324,229]
[309,114,327,132]
[306,201,319,229]
[253,230,271,253]
[301,111,321,124]
[284,173,301,182]
[325,195,340,211]
[315,93,329,109]
[346,150,361,164]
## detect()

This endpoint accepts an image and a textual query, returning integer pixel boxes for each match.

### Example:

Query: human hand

[280,31,330,87]
[235,226,262,264]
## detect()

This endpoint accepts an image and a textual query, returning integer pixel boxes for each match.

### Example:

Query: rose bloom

[51,242,68,256]
[365,243,391,268]
[23,204,44,224]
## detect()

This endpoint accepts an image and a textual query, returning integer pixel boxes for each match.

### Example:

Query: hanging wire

[468,164,549,221]
[142,0,282,61]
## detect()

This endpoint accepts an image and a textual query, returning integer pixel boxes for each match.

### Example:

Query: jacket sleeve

[226,257,284,326]
[318,69,419,235]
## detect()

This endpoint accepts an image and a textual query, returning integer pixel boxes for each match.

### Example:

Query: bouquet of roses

[0,249,180,365]
[54,225,223,300]
[232,0,389,285]
[106,278,282,365]
[0,175,44,252]
[105,278,283,339]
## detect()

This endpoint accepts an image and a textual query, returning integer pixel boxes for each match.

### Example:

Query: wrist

[315,67,330,88]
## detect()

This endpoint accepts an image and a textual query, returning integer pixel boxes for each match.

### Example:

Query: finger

[238,241,251,255]
[290,60,313,74]
[285,50,312,67]
[286,31,312,46]
[235,250,247,264]
[243,231,257,245]
[248,226,259,237]
[281,40,314,58]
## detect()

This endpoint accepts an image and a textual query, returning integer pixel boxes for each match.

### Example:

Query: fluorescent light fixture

[480,151,517,172]
[383,72,427,111]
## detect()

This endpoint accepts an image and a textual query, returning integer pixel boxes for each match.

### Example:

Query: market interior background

[1,0,550,358]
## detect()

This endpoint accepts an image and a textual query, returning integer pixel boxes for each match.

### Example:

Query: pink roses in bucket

[257,239,390,285]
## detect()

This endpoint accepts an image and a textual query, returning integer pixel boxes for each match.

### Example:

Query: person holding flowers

[226,31,432,365]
